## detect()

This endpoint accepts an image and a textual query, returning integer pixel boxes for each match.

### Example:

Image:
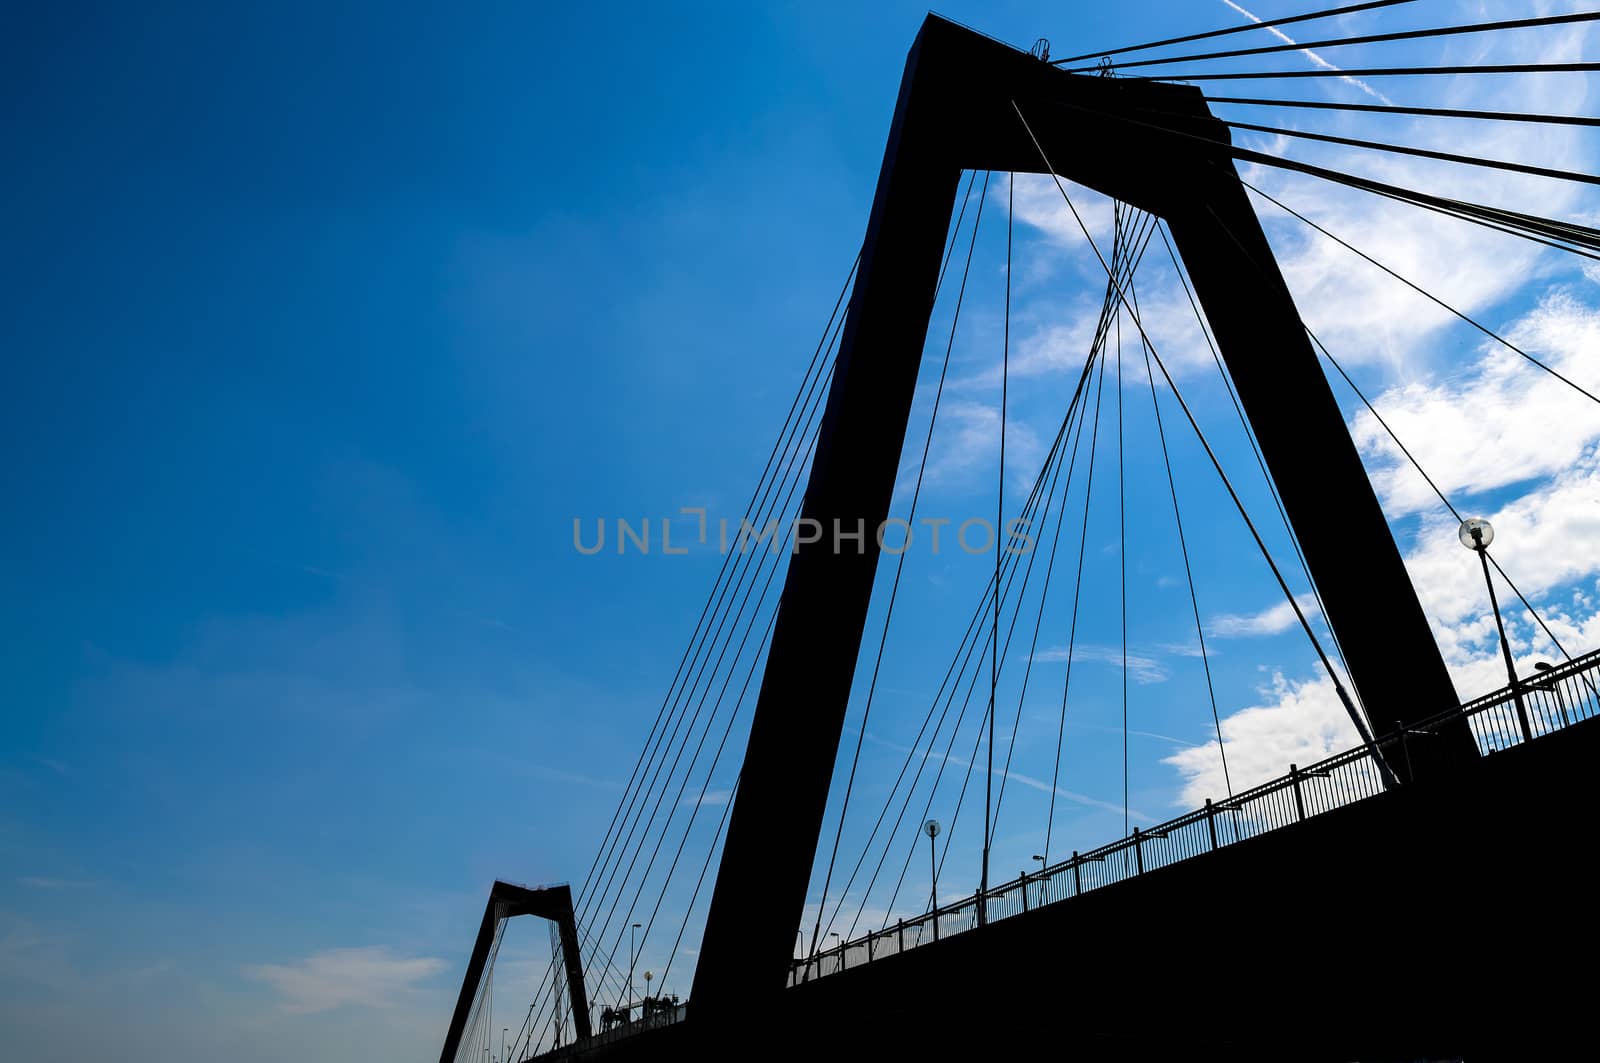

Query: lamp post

[1531,661,1571,727]
[629,922,641,1012]
[924,819,941,913]
[1460,518,1532,742]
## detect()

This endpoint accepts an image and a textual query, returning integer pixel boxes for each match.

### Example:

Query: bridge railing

[788,647,1600,987]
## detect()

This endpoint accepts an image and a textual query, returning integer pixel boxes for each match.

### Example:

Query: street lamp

[924,819,941,912]
[1460,518,1532,742]
[629,923,641,1011]
[1531,661,1571,727]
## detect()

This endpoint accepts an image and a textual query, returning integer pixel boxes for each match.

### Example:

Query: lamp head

[923,818,941,839]
[1458,517,1494,550]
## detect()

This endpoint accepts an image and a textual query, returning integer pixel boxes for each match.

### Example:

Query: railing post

[1021,872,1029,912]
[867,929,873,963]
[1072,851,1082,897]
[932,909,939,942]
[1290,763,1306,822]
[1205,798,1218,850]
[1133,828,1144,874]
[1395,719,1414,782]
[897,918,904,953]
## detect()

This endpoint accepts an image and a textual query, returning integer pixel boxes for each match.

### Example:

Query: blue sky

[4,2,1599,1060]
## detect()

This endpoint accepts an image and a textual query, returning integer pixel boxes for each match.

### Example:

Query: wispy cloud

[1028,643,1168,684]
[1221,0,1394,104]
[15,876,92,890]
[244,946,448,1014]
[862,731,1152,822]
[679,788,732,809]
[27,755,70,777]
[1208,594,1320,638]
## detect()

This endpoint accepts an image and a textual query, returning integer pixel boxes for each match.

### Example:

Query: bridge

[789,646,1600,988]
[438,5,1600,1059]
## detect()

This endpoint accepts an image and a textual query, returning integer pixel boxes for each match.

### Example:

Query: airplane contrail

[1223,0,1395,105]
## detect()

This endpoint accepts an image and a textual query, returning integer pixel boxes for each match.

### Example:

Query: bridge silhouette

[438,7,1600,1059]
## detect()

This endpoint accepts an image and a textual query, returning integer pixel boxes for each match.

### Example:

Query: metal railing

[787,648,1600,987]
[533,1001,687,1060]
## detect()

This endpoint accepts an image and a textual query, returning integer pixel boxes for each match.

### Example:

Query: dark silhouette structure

[439,881,590,1063]
[693,11,1471,1022]
[443,14,1600,1060]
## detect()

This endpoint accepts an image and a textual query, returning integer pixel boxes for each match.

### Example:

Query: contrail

[861,730,1154,822]
[1222,0,1395,105]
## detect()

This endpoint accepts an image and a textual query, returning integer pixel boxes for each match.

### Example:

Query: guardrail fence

[788,648,1600,987]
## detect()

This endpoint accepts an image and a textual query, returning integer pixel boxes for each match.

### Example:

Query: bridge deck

[791,647,1600,985]
[545,649,1600,1059]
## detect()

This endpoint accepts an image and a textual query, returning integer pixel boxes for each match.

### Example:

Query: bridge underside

[553,710,1600,1059]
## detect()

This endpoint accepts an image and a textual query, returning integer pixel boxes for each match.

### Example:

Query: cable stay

[1150,187,1597,746]
[1221,117,1600,189]
[858,208,1153,933]
[1128,267,1234,799]
[583,368,835,998]
[1055,11,1600,75]
[576,321,840,994]
[1204,95,1600,129]
[832,332,1099,941]
[1116,211,1130,843]
[1153,220,1362,716]
[1145,60,1600,83]
[1037,274,1126,871]
[811,215,1159,947]
[593,171,992,1014]
[1240,178,1600,408]
[571,253,855,935]
[831,211,1164,940]
[823,360,1094,946]
[988,214,1144,847]
[569,180,1024,1005]
[544,240,876,1042]
[1052,0,1418,65]
[501,17,1600,1055]
[1013,99,1397,785]
[1305,331,1600,711]
[536,394,833,1048]
[981,171,1012,919]
[807,169,989,965]
[1036,95,1600,265]
[1039,97,1600,260]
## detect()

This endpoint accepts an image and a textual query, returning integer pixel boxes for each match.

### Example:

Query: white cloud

[921,399,1043,493]
[1208,593,1320,638]
[1165,670,1362,807]
[243,947,447,1014]
[679,788,732,808]
[1352,292,1600,518]
[1029,642,1168,683]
